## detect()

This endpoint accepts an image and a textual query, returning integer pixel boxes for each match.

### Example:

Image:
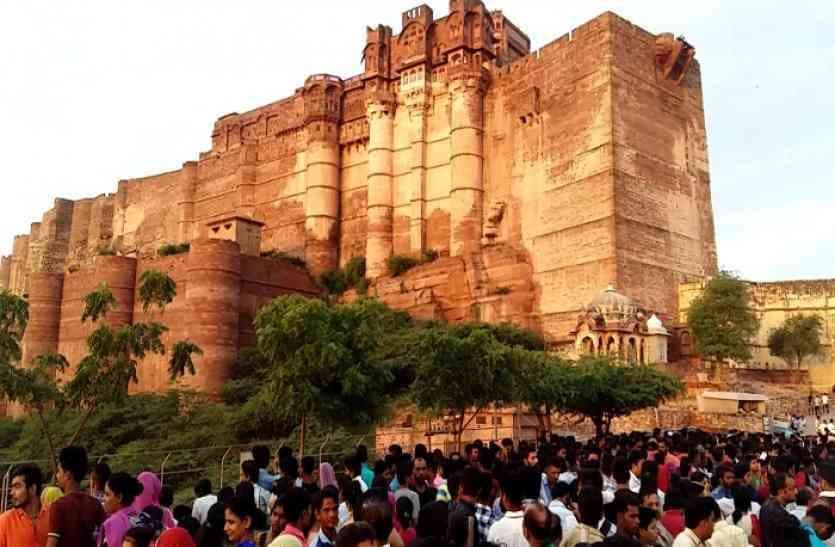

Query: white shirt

[192,494,217,525]
[673,529,707,547]
[629,472,642,494]
[706,520,748,547]
[547,499,577,541]
[254,482,271,513]
[487,510,529,547]
[353,475,369,493]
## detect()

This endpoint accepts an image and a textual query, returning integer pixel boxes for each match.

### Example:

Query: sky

[1,1,833,282]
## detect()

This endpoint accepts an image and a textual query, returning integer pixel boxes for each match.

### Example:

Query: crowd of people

[5,428,835,547]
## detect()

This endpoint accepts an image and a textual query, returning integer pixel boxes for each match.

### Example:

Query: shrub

[344,256,367,287]
[387,255,420,277]
[158,243,190,257]
[421,249,439,263]
[260,250,306,269]
[318,269,348,296]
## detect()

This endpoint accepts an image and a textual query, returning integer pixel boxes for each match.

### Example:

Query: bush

[260,250,306,269]
[319,269,348,296]
[344,256,366,287]
[421,249,439,263]
[318,256,368,297]
[387,255,420,277]
[158,243,191,257]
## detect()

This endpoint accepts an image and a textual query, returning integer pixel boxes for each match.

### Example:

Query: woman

[100,472,144,547]
[157,528,198,547]
[396,497,416,547]
[133,471,177,529]
[637,507,660,547]
[225,496,260,547]
[728,486,761,546]
[319,462,338,490]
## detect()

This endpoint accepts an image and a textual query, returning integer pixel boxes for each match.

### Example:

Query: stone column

[177,161,198,243]
[186,239,241,395]
[0,256,10,290]
[237,143,258,219]
[20,272,64,367]
[365,91,396,278]
[407,96,430,255]
[304,128,341,276]
[449,70,488,256]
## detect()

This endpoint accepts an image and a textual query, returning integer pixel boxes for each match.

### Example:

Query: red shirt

[661,508,685,538]
[48,492,105,547]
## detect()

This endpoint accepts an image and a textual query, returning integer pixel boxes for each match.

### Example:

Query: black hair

[577,486,604,526]
[314,485,340,512]
[178,515,200,539]
[460,466,483,498]
[93,461,111,486]
[770,473,791,497]
[614,490,640,515]
[796,487,813,507]
[638,506,657,530]
[336,522,376,547]
[241,460,260,483]
[217,486,235,505]
[195,478,213,498]
[396,458,414,484]
[107,472,144,507]
[302,455,316,476]
[226,495,258,529]
[807,505,834,527]
[500,464,525,507]
[277,446,293,461]
[173,504,192,522]
[11,464,43,495]
[356,492,393,543]
[159,485,174,508]
[731,485,752,524]
[280,456,299,479]
[416,500,448,540]
[124,526,156,547]
[58,445,88,483]
[252,446,271,469]
[344,455,361,476]
[356,445,369,464]
[276,487,310,523]
[396,496,414,528]
[684,497,715,530]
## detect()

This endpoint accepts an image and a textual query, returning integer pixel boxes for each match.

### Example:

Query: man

[241,459,272,513]
[269,487,311,547]
[412,457,437,508]
[356,446,375,489]
[191,478,217,525]
[711,466,736,500]
[628,450,644,494]
[312,486,339,547]
[254,445,279,491]
[563,487,605,547]
[46,446,105,547]
[335,522,376,547]
[449,467,483,545]
[487,465,528,547]
[394,459,420,524]
[541,460,559,505]
[0,464,49,547]
[344,456,368,493]
[301,456,320,495]
[355,494,394,547]
[547,481,578,541]
[672,497,715,547]
[614,491,641,541]
[706,497,748,547]
[817,461,835,509]
[475,470,496,544]
[521,447,539,469]
[759,473,799,547]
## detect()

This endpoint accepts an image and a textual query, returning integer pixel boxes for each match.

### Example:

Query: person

[355,491,396,547]
[824,394,830,416]
[253,447,278,492]
[395,498,416,547]
[99,472,144,547]
[547,481,578,541]
[541,460,559,506]
[614,491,641,541]
[301,458,320,496]
[411,501,448,547]
[523,502,561,547]
[311,487,340,547]
[629,451,645,494]
[487,465,528,547]
[792,488,814,521]
[804,505,834,546]
[672,497,714,547]
[728,485,761,546]
[760,474,799,547]
[157,527,198,547]
[711,467,736,501]
[563,487,606,547]
[637,507,660,547]
[411,458,437,509]
[192,479,217,526]
[448,466,480,546]
[356,446,375,490]
[394,460,420,524]
[240,461,271,514]
[343,457,368,494]
[132,472,176,530]
[40,487,63,510]
[225,496,259,547]
[47,446,106,547]
[122,526,157,547]
[319,464,338,491]
[197,502,227,547]
[91,462,111,506]
[269,488,310,547]
[335,523,375,547]
[706,497,747,547]
[0,463,48,547]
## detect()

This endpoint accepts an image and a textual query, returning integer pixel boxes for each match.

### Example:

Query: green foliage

[559,356,683,436]
[318,269,348,296]
[81,283,117,323]
[344,257,367,287]
[0,291,28,363]
[158,243,191,257]
[138,270,177,313]
[253,295,412,430]
[260,251,307,269]
[170,341,202,379]
[318,256,368,297]
[387,255,420,277]
[767,314,825,368]
[686,272,760,363]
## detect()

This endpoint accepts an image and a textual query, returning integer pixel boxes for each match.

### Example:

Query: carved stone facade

[2,3,717,395]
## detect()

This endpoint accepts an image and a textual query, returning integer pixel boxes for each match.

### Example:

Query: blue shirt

[360,463,375,490]
[258,468,278,491]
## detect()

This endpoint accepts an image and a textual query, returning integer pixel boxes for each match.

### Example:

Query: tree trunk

[67,406,95,448]
[592,415,605,438]
[545,404,553,435]
[34,407,57,474]
[299,415,306,458]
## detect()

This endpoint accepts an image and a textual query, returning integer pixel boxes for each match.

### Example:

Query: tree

[0,271,201,466]
[687,272,760,364]
[559,356,683,437]
[511,350,571,437]
[768,314,825,369]
[407,324,517,451]
[253,295,412,455]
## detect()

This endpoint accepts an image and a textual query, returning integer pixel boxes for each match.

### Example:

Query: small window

[492,417,503,426]
[476,416,487,425]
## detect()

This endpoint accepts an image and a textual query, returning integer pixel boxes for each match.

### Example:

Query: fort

[1,1,832,410]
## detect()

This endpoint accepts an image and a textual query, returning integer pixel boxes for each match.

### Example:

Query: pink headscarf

[132,471,177,529]
[319,462,338,489]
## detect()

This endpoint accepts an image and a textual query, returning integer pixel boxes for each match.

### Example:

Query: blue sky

[1,1,832,281]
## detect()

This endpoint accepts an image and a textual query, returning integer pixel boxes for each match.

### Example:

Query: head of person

[336,522,376,547]
[56,445,88,490]
[819,462,835,492]
[122,526,157,547]
[159,486,174,508]
[416,500,449,540]
[314,486,340,533]
[684,497,716,541]
[458,466,483,502]
[224,496,258,543]
[640,491,659,513]
[92,461,111,491]
[628,450,644,477]
[356,490,393,547]
[40,486,63,508]
[717,466,736,490]
[356,445,369,464]
[240,459,259,483]
[344,455,362,479]
[807,505,835,541]
[277,487,311,532]
[396,458,414,486]
[614,491,641,538]
[731,485,753,524]
[521,447,539,468]
[156,527,197,547]
[104,472,144,515]
[500,464,525,510]
[9,464,42,509]
[577,486,604,527]
[796,487,813,508]
[280,455,300,480]
[396,496,414,530]
[194,478,212,498]
[770,473,797,505]
[301,456,316,480]
[413,457,429,486]
[544,460,559,486]
[252,445,270,470]
[637,507,659,546]
[523,502,561,547]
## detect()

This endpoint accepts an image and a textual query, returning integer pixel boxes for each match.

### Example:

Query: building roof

[701,391,768,402]
[588,285,635,311]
